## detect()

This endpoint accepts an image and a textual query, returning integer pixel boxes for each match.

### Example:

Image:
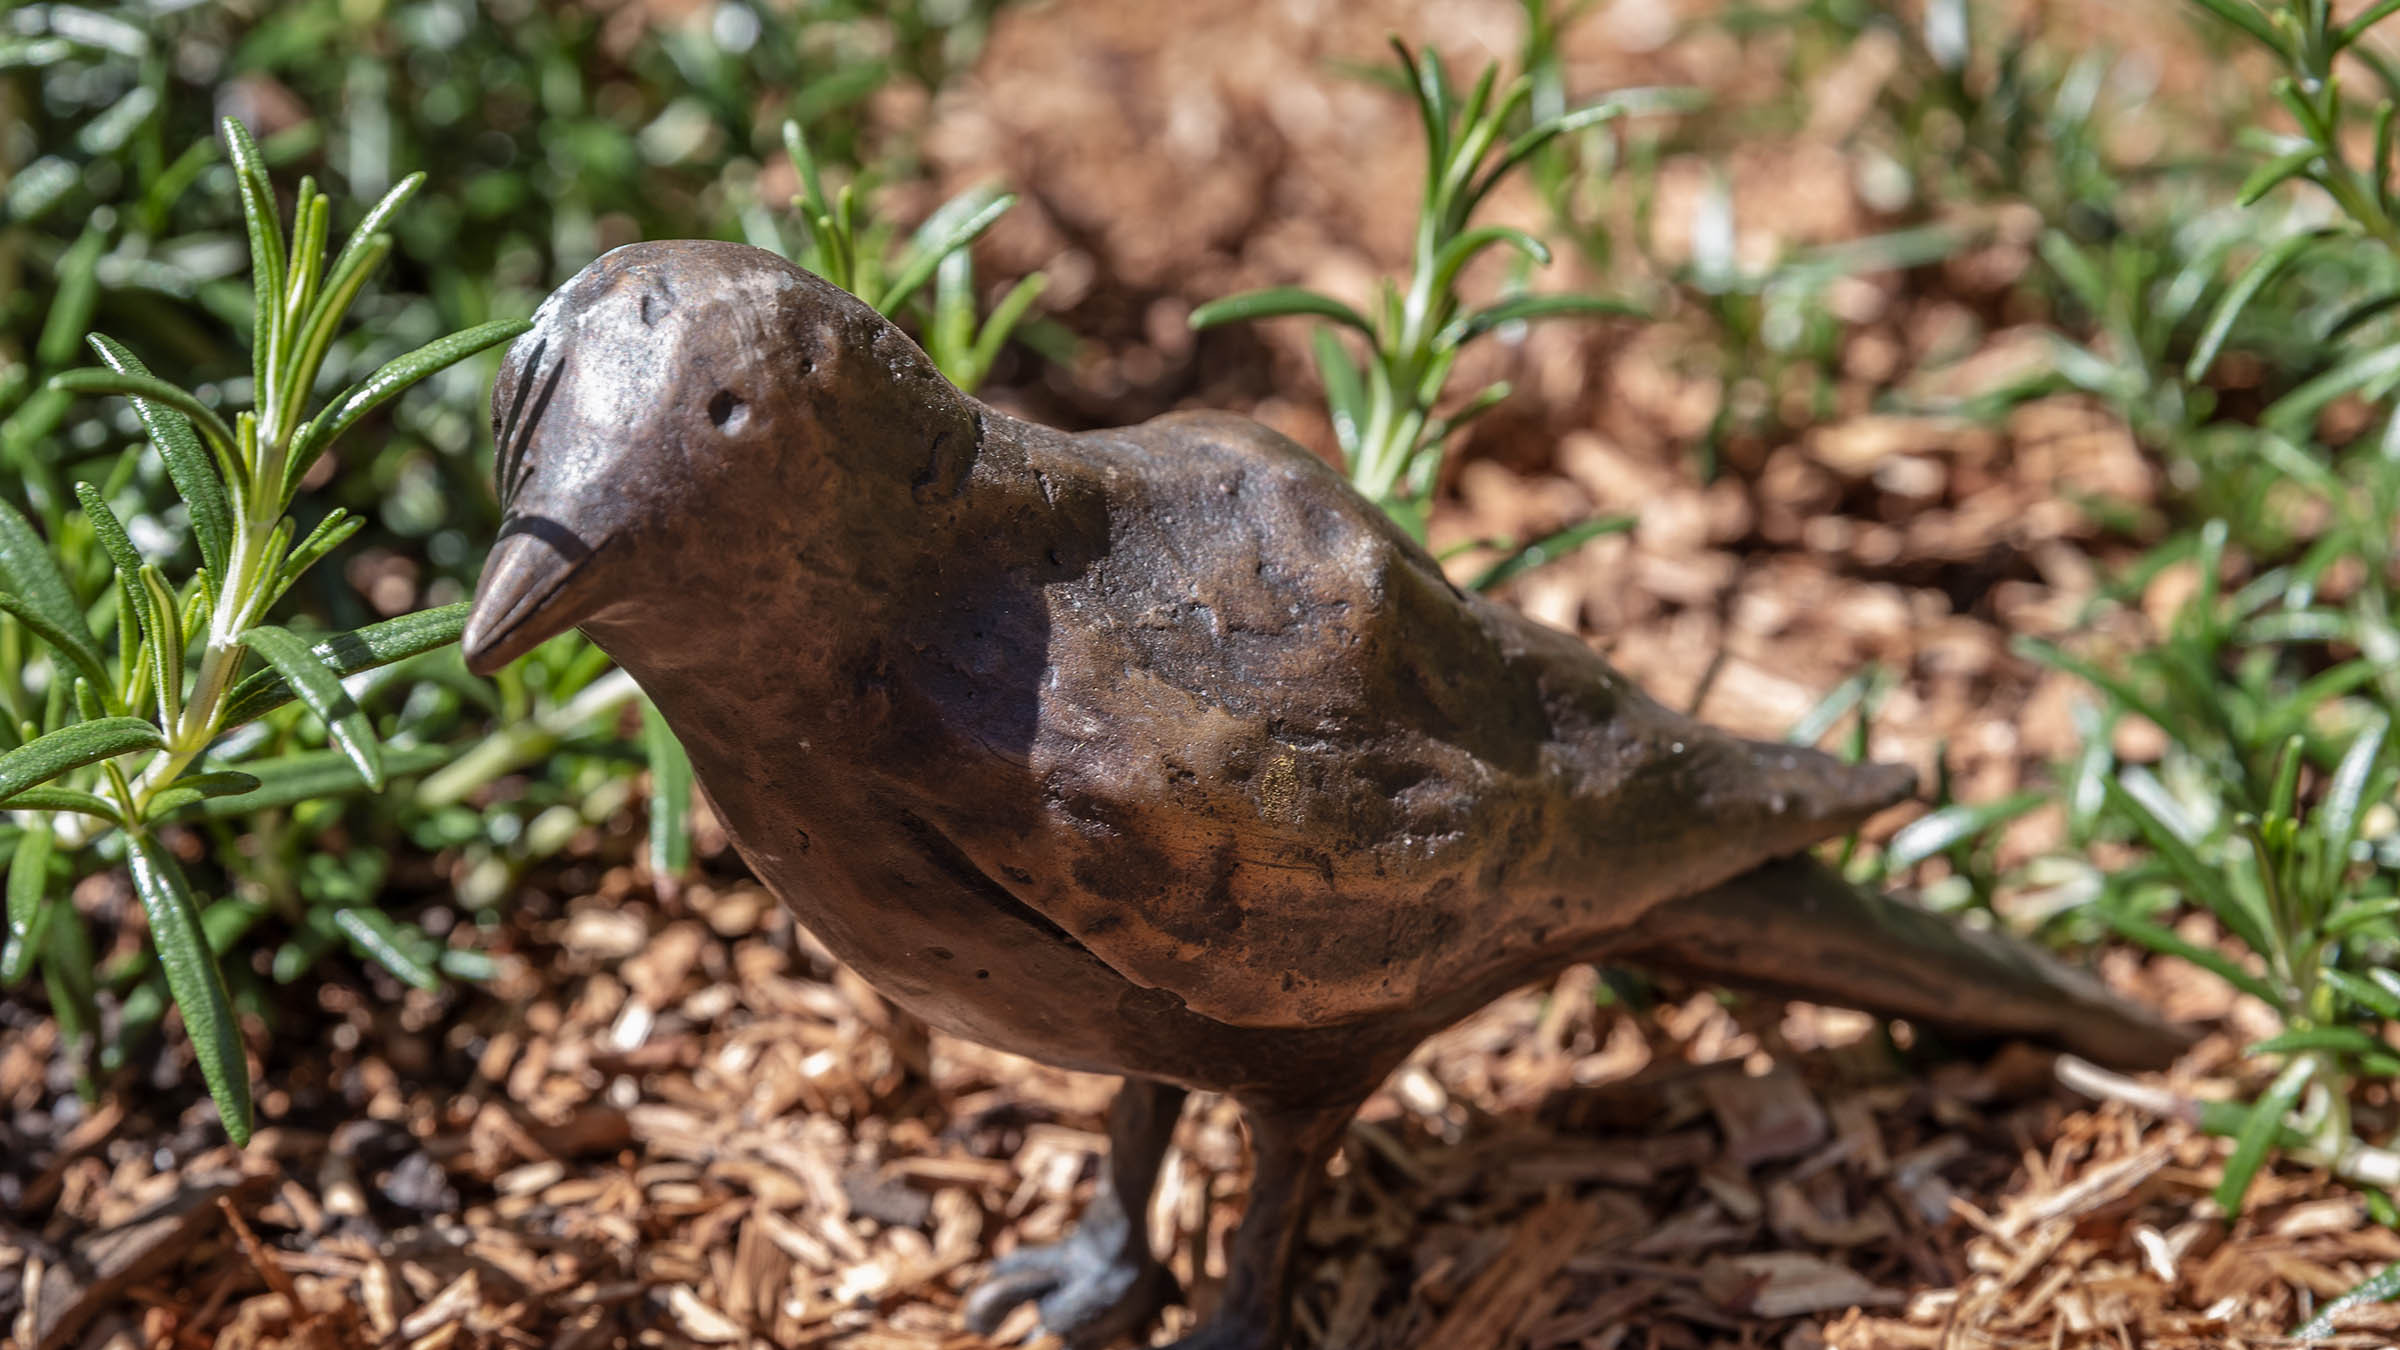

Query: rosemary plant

[775,119,1050,392]
[1190,39,1670,552]
[0,119,526,1143]
[2017,2,2400,1249]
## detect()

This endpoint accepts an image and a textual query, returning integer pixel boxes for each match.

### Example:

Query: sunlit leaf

[239,625,383,790]
[0,498,101,672]
[221,603,468,728]
[79,336,237,572]
[285,319,532,499]
[643,698,693,880]
[0,717,161,802]
[2215,1055,2315,1216]
[0,820,52,985]
[1885,791,2048,872]
[1446,292,1645,345]
[1468,516,1633,592]
[878,186,1013,316]
[1189,287,1376,337]
[2294,1262,2400,1340]
[2185,230,2333,382]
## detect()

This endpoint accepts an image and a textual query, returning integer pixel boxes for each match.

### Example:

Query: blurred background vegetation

[13,0,2400,1315]
[0,0,1017,1097]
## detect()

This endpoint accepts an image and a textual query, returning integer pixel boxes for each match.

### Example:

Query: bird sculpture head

[462,240,979,674]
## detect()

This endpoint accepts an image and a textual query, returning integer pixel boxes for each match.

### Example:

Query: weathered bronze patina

[465,240,2186,1350]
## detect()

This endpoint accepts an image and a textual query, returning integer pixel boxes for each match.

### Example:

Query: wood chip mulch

[9,4,2399,1348]
[7,869,2397,1350]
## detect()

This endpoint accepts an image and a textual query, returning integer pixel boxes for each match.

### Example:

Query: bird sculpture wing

[891,410,1915,1030]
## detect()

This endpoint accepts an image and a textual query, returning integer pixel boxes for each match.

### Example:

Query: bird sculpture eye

[707,389,746,430]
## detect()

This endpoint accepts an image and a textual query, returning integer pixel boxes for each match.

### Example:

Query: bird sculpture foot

[960,1219,1177,1347]
[963,1079,1188,1347]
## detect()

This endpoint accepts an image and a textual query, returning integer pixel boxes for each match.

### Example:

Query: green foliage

[1676,203,1964,473]
[2,3,1036,996]
[773,120,1047,393]
[1964,0,2400,1225]
[1,122,524,1144]
[1,0,1013,624]
[1190,36,1669,569]
[2298,1261,2400,1340]
[2087,716,2400,1215]
[1692,3,2400,1233]
[1731,0,2128,226]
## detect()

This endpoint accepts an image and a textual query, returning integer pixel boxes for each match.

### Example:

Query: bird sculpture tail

[1622,856,2192,1070]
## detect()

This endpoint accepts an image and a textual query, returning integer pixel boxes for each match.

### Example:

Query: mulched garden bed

[10,0,2393,1345]
[10,863,2388,1350]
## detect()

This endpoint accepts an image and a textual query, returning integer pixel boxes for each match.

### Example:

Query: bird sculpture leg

[1165,1097,1358,1350]
[964,1077,1188,1346]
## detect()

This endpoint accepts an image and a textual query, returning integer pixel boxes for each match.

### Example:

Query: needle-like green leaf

[643,698,693,879]
[2188,0,2288,56]
[2248,1026,2397,1060]
[1,786,123,817]
[0,716,163,802]
[332,906,441,991]
[2341,0,2400,49]
[192,742,454,817]
[72,481,143,581]
[1,818,53,985]
[73,482,166,672]
[144,770,261,816]
[139,565,183,723]
[1428,225,1552,304]
[1190,287,1377,337]
[879,187,1014,315]
[0,589,112,699]
[2268,340,2400,431]
[2295,1262,2400,1341]
[2185,230,2335,381]
[222,117,286,415]
[2215,1054,2315,1217]
[1311,328,1369,463]
[268,509,362,602]
[1883,790,2050,872]
[239,624,383,790]
[283,319,532,500]
[325,173,425,292]
[1446,292,1646,345]
[80,335,238,550]
[0,498,100,666]
[962,272,1049,395]
[2236,145,2324,206]
[125,829,252,1145]
[2312,715,2389,895]
[1468,516,1634,592]
[2324,967,2400,1019]
[221,603,469,728]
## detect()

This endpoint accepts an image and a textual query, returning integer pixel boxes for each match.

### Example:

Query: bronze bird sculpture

[464,240,2185,1350]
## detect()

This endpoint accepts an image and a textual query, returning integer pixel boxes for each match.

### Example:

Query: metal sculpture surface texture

[465,241,2185,1350]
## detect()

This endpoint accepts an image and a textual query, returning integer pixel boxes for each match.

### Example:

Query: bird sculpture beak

[463,520,600,675]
